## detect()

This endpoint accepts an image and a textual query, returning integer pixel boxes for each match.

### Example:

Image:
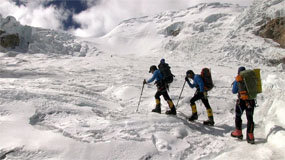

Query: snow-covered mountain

[0,0,285,160]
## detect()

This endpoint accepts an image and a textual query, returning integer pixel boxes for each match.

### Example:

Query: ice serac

[0,15,89,56]
[0,16,31,52]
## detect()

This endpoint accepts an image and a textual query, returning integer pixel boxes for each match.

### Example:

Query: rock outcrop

[258,17,285,48]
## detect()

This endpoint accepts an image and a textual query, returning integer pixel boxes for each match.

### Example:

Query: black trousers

[155,89,171,102]
[235,99,255,133]
[190,91,211,110]
[154,81,172,102]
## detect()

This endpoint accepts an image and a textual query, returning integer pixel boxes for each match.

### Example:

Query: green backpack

[240,69,260,100]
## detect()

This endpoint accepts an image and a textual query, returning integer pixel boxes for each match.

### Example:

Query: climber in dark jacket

[231,66,256,144]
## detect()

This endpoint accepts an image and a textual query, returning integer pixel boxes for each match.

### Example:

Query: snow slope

[1,0,285,160]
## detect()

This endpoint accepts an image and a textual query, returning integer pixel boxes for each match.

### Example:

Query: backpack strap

[235,75,248,100]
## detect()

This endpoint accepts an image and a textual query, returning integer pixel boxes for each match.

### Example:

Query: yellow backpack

[253,69,262,93]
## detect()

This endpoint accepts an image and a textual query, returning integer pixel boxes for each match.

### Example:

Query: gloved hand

[143,79,147,84]
[185,76,190,82]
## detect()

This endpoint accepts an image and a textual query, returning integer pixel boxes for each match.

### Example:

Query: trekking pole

[136,82,145,112]
[176,80,186,109]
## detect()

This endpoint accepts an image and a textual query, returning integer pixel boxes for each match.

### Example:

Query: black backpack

[158,63,174,84]
[201,68,214,91]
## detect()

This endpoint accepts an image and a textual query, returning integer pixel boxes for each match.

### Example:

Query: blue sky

[44,0,88,30]
[1,0,254,37]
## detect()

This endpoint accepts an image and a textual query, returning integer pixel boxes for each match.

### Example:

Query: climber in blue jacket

[185,70,214,126]
[144,65,176,115]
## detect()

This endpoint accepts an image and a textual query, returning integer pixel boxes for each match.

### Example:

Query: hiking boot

[152,105,161,114]
[203,119,215,126]
[188,114,198,121]
[247,133,255,144]
[165,107,176,115]
[203,116,214,126]
[231,129,243,140]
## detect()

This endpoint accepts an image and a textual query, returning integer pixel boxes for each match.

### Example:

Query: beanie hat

[238,66,246,74]
[186,70,194,76]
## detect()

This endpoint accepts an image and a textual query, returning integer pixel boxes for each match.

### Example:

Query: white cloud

[0,0,67,30]
[71,0,193,37]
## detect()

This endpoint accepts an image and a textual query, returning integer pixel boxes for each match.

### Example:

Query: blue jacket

[186,74,205,92]
[147,70,163,83]
[232,80,238,94]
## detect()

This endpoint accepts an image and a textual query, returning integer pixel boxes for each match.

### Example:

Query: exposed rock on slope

[164,22,184,37]
[258,17,285,48]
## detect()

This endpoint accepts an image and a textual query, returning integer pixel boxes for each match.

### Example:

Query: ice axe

[136,82,145,112]
[176,80,186,109]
